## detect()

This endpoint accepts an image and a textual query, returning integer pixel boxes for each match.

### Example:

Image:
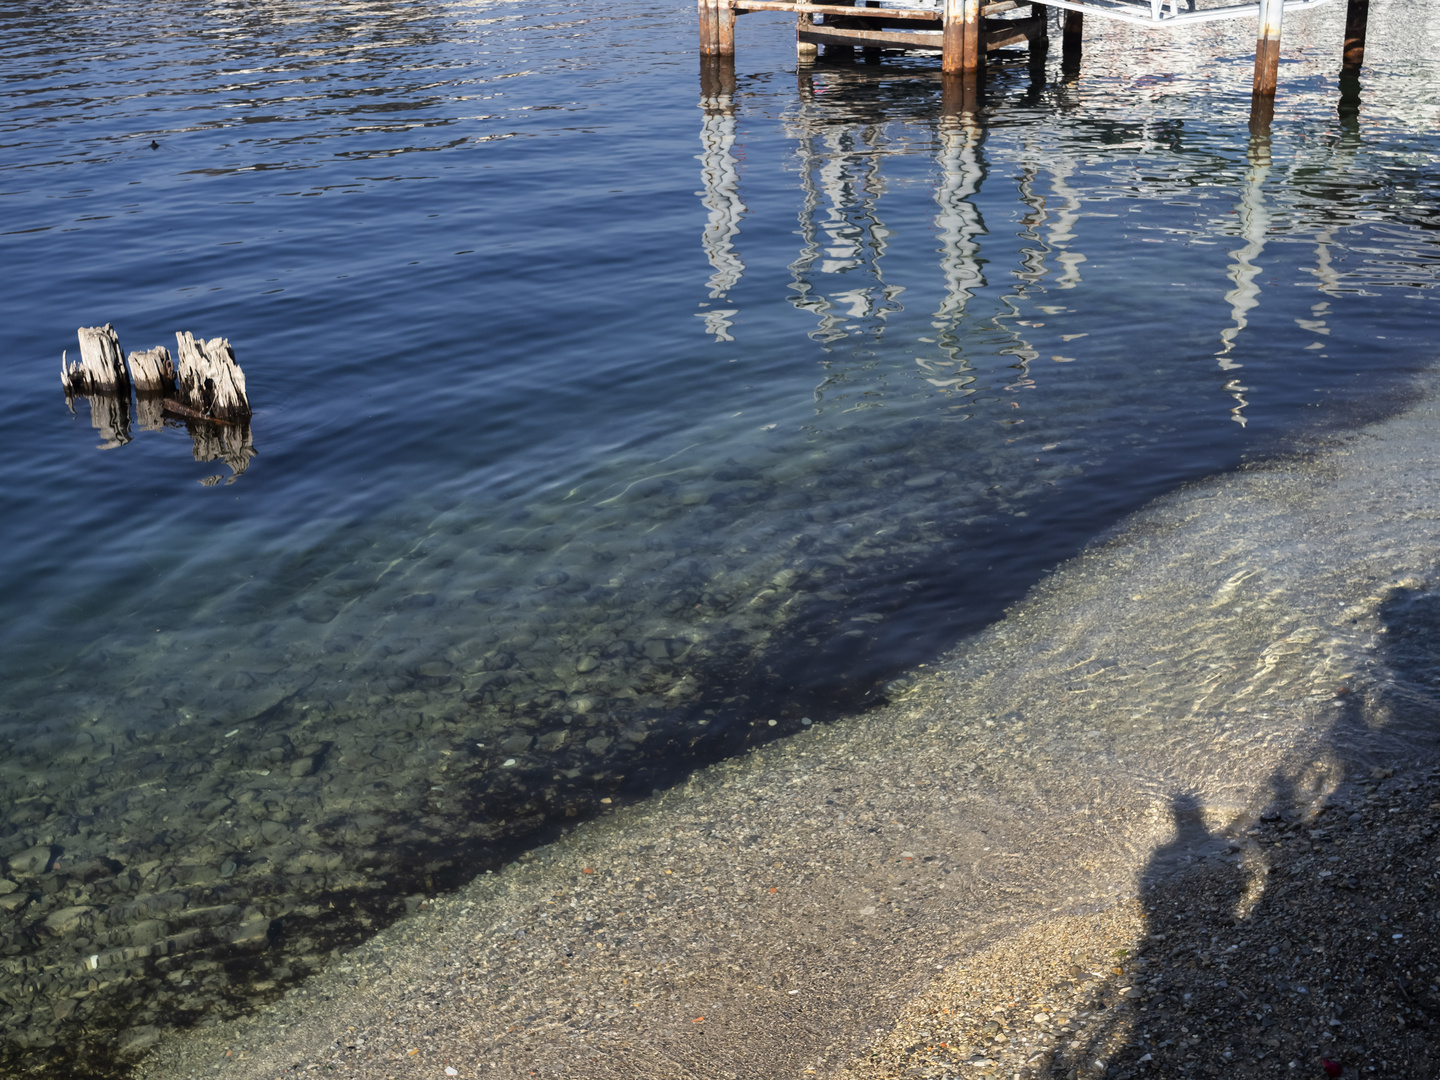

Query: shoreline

[141,377,1440,1080]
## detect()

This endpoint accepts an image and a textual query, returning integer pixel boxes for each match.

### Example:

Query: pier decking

[701,0,1367,124]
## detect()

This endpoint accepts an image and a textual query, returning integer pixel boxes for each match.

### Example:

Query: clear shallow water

[1,0,1439,1070]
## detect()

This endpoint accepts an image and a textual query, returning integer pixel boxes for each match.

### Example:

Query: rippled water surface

[2,0,1439,1070]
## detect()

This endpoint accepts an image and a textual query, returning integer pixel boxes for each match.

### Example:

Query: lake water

[1,0,1438,1071]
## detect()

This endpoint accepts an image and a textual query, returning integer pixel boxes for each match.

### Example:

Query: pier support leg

[1249,0,1282,128]
[1251,0,1283,98]
[797,11,818,59]
[1061,9,1082,72]
[943,0,981,75]
[718,0,735,55]
[1341,0,1368,73]
[1028,1,1049,70]
[700,0,734,56]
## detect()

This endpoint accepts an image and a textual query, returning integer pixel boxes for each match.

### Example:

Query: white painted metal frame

[1029,0,1334,27]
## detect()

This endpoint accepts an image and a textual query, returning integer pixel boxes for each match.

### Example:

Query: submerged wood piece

[128,346,175,393]
[173,331,250,420]
[986,12,1045,48]
[61,324,129,395]
[802,10,1037,51]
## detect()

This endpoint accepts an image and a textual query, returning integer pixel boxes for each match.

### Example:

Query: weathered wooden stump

[61,324,129,396]
[62,325,132,448]
[128,346,174,393]
[172,332,251,420]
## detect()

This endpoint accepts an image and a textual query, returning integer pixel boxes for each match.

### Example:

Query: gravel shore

[849,765,1440,1080]
[139,385,1440,1080]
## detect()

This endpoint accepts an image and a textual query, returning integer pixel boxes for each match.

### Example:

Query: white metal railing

[1028,0,1336,27]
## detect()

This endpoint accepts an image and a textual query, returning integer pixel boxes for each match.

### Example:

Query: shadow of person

[1045,583,1440,1080]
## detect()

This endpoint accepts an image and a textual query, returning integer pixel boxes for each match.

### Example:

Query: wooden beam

[736,1,942,21]
[800,24,942,48]
[986,13,1044,49]
[798,12,1039,52]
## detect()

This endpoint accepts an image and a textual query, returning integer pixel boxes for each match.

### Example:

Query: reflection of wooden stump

[62,324,130,395]
[189,419,256,485]
[69,392,132,450]
[174,332,249,420]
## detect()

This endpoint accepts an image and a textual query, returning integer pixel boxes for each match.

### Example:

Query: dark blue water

[2,0,1439,1070]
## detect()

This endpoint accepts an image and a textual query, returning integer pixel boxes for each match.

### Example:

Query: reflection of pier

[785,68,903,343]
[691,54,1387,427]
[698,60,746,341]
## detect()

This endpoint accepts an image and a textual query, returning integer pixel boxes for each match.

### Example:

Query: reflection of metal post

[1341,0,1368,72]
[934,100,986,326]
[1216,132,1271,427]
[940,72,980,118]
[698,58,745,341]
[1062,9,1082,72]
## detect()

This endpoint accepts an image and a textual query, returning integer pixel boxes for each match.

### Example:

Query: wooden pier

[699,0,1369,124]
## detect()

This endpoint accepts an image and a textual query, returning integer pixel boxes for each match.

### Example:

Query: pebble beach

[138,375,1440,1080]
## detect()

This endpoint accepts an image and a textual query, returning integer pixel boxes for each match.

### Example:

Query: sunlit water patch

[1,0,1439,1071]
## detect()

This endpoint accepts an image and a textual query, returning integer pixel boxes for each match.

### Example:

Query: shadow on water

[1042,575,1440,1080]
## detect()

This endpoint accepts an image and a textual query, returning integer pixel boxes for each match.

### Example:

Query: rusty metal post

[963,0,981,71]
[943,0,965,74]
[1061,9,1082,72]
[699,0,719,55]
[944,0,981,74]
[1341,0,1368,73]
[1251,0,1283,98]
[717,0,735,55]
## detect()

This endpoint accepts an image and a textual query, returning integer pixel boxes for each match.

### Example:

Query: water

[1,0,1439,1070]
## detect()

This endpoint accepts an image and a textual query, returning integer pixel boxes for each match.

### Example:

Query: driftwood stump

[128,346,174,392]
[58,325,255,471]
[173,332,249,420]
[62,326,132,448]
[128,345,176,431]
[61,325,130,395]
